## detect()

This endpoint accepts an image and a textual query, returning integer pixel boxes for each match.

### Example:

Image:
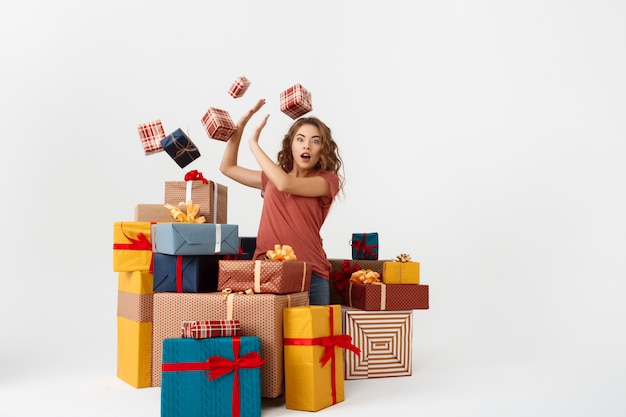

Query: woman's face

[291,123,322,171]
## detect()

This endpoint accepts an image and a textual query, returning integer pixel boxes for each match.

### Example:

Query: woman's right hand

[234,98,266,140]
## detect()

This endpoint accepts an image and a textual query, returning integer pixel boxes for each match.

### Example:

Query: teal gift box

[351,233,379,260]
[161,128,201,168]
[151,223,239,256]
[161,336,264,417]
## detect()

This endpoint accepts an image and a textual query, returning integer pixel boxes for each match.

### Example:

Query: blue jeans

[309,272,330,305]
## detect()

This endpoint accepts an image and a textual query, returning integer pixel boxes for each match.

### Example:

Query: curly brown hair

[276,117,345,190]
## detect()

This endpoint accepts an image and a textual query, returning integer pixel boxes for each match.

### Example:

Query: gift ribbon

[184,169,208,184]
[283,306,360,405]
[214,224,222,253]
[183,170,219,223]
[162,336,266,417]
[251,261,308,293]
[351,234,378,259]
[330,260,361,299]
[172,133,198,162]
[223,247,243,260]
[348,282,386,310]
[176,255,183,293]
[113,222,155,273]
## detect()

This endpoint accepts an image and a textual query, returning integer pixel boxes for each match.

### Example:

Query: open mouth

[301,153,311,162]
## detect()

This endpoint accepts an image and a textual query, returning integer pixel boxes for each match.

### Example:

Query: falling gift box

[280,83,312,119]
[117,271,154,388]
[152,291,309,398]
[151,223,239,256]
[283,305,360,411]
[217,260,311,294]
[113,222,158,273]
[345,282,429,311]
[382,259,420,284]
[342,306,413,379]
[152,253,222,293]
[228,76,251,98]
[161,128,201,168]
[351,232,379,260]
[201,107,237,142]
[137,120,165,155]
[161,336,265,417]
[164,170,228,224]
[328,259,390,305]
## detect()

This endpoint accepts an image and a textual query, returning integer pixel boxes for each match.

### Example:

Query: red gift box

[280,84,312,119]
[181,320,241,339]
[345,282,429,311]
[137,120,165,155]
[228,76,251,98]
[201,107,237,142]
[217,260,311,294]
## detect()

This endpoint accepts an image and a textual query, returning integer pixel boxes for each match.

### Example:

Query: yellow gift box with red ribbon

[113,222,159,272]
[283,305,360,411]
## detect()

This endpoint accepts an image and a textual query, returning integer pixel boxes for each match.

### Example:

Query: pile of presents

[113,77,429,416]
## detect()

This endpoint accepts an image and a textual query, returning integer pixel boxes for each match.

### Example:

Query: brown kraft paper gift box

[151,291,309,398]
[134,204,176,222]
[164,179,227,224]
[217,260,312,294]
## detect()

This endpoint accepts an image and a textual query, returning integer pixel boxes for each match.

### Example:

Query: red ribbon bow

[184,169,208,184]
[113,223,155,273]
[330,260,361,299]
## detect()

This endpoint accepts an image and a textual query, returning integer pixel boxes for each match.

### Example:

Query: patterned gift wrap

[283,305,359,411]
[161,128,201,168]
[342,307,413,379]
[217,260,311,294]
[152,291,309,398]
[201,107,237,142]
[151,223,239,256]
[181,320,241,339]
[112,222,157,273]
[137,120,165,155]
[228,76,251,98]
[161,336,264,417]
[345,282,429,311]
[328,259,390,305]
[164,177,227,224]
[153,253,221,293]
[116,271,153,388]
[134,204,175,222]
[382,260,420,284]
[351,232,379,260]
[280,83,312,119]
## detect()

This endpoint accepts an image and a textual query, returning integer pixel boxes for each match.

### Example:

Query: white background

[1,1,625,416]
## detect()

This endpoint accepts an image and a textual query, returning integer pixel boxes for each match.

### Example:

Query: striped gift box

[181,320,241,339]
[341,307,413,379]
[228,76,251,98]
[137,120,165,155]
[280,84,312,119]
[201,107,237,142]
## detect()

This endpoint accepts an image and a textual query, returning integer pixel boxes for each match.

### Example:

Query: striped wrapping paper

[181,320,241,339]
[228,76,251,98]
[137,120,165,155]
[280,83,312,119]
[342,307,413,379]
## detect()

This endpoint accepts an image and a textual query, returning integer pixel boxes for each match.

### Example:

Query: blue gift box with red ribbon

[351,233,379,260]
[152,253,221,293]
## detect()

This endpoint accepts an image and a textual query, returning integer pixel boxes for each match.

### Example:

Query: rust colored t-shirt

[253,171,340,279]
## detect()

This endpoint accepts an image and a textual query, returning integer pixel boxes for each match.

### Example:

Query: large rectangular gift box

[217,260,311,294]
[134,204,174,222]
[283,305,359,411]
[342,306,413,379]
[152,291,309,398]
[160,128,201,168]
[328,259,390,305]
[153,253,221,293]
[164,178,228,224]
[351,232,379,260]
[113,222,158,272]
[382,260,420,284]
[117,271,153,388]
[151,223,239,256]
[161,336,263,417]
[345,282,429,311]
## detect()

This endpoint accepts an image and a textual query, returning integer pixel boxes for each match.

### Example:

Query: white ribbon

[214,224,221,253]
[185,180,193,203]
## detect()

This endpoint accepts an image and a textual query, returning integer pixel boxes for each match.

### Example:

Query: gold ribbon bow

[394,253,412,262]
[164,200,206,223]
[265,244,297,261]
[349,269,381,284]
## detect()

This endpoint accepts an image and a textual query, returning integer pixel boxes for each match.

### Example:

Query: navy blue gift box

[161,128,201,168]
[152,253,221,293]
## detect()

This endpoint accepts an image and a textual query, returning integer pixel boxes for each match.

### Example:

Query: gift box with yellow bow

[382,253,420,284]
[328,259,390,305]
[164,170,228,224]
[152,291,309,398]
[217,259,311,295]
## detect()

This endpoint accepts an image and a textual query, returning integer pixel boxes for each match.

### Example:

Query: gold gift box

[382,261,420,284]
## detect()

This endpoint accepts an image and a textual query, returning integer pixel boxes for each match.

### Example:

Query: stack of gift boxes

[114,77,429,416]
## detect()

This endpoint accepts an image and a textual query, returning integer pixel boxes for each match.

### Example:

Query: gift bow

[350,268,381,284]
[265,244,297,261]
[350,234,377,259]
[319,334,361,367]
[394,253,412,262]
[184,169,208,184]
[164,200,206,223]
[330,260,361,298]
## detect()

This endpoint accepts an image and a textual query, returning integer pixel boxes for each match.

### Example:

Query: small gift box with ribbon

[151,223,239,256]
[116,271,154,388]
[283,305,360,411]
[164,170,228,224]
[382,253,420,284]
[228,76,251,99]
[346,281,430,311]
[350,232,379,260]
[137,119,165,155]
[328,258,389,305]
[201,107,237,142]
[181,320,241,339]
[161,128,201,168]
[112,222,158,273]
[280,83,313,119]
[152,253,221,293]
[217,259,312,295]
[161,336,265,417]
